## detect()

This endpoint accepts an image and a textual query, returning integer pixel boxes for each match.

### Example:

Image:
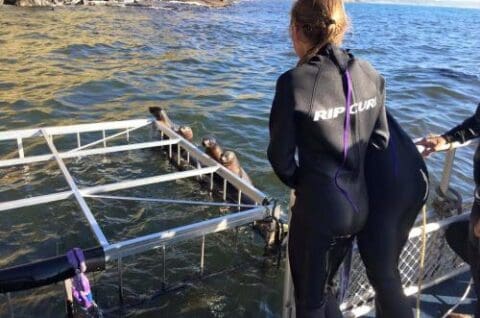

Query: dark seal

[220,150,252,184]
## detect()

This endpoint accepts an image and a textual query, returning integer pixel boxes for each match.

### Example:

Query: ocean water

[0,1,479,317]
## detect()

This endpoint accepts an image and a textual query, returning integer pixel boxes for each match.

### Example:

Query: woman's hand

[415,135,448,157]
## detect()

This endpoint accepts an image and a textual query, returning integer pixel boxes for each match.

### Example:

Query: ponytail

[291,0,349,65]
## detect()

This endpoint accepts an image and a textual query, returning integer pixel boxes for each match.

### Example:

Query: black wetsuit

[268,44,389,317]
[443,103,480,318]
[358,112,429,318]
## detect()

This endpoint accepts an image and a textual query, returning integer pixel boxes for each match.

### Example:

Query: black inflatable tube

[0,246,105,293]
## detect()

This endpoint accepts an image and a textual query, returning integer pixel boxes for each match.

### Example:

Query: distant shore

[345,0,480,9]
[0,0,231,7]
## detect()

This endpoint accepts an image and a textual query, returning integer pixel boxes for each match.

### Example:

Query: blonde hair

[291,0,349,65]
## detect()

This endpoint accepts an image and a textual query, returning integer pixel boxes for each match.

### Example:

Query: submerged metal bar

[104,206,268,261]
[67,124,148,154]
[162,245,166,289]
[83,194,258,208]
[0,167,217,212]
[62,140,178,159]
[77,132,81,148]
[0,139,179,168]
[233,227,239,250]
[177,144,181,165]
[42,129,109,247]
[200,235,205,276]
[237,191,242,211]
[82,166,218,195]
[118,258,124,305]
[16,138,24,158]
[102,130,107,148]
[223,179,227,201]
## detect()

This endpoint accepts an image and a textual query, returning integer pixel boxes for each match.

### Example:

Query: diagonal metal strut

[41,129,109,247]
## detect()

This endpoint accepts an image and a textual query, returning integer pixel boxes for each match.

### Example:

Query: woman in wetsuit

[359,112,429,318]
[418,102,480,318]
[267,0,389,316]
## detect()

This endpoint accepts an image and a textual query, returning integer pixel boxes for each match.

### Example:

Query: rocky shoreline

[0,0,231,7]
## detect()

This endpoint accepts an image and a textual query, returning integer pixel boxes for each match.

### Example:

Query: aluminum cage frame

[0,116,277,295]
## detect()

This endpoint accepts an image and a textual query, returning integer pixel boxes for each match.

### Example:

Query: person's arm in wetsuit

[417,102,480,156]
[267,72,298,188]
[369,76,389,150]
[442,103,480,143]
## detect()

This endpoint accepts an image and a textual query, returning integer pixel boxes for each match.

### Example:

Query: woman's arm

[442,103,480,143]
[417,103,480,156]
[267,72,298,188]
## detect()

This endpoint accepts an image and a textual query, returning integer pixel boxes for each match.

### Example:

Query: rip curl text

[313,97,377,121]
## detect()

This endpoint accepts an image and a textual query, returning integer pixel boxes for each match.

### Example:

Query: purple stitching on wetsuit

[334,69,359,213]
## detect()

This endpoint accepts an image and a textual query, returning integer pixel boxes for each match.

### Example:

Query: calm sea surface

[0,1,479,317]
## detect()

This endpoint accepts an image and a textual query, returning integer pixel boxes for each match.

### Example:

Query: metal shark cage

[0,116,279,315]
[282,141,474,318]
